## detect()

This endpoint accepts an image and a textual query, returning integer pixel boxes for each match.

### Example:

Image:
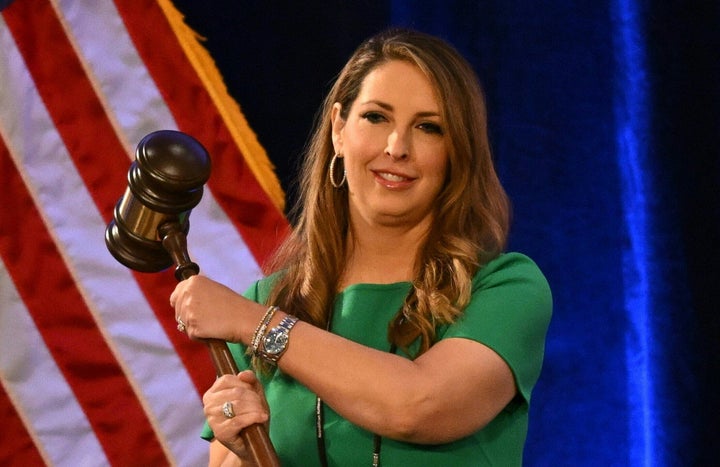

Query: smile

[372,170,417,190]
[377,171,410,182]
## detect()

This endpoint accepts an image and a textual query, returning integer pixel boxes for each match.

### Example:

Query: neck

[339,218,431,288]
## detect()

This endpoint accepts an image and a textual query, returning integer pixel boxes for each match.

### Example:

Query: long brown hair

[265,28,510,356]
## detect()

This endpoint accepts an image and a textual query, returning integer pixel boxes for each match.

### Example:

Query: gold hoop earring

[329,153,346,188]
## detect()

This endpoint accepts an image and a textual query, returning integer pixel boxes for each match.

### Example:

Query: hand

[170,275,253,343]
[204,372,270,457]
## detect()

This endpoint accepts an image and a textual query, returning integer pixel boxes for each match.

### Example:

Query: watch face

[263,331,289,355]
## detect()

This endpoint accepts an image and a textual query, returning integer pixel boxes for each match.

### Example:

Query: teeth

[378,172,406,182]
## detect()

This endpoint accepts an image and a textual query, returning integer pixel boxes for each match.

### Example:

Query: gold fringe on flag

[159,0,286,212]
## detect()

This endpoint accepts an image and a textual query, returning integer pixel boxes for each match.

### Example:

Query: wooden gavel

[105,130,280,467]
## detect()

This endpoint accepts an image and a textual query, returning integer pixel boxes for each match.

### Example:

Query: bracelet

[248,305,278,356]
[257,315,299,364]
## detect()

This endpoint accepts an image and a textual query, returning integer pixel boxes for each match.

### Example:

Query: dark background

[173,1,719,465]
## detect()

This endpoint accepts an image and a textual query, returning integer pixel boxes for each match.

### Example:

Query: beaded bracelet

[248,305,278,356]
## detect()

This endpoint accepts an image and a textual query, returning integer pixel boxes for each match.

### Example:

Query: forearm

[248,308,516,443]
[173,277,513,444]
[208,439,247,467]
[288,323,420,431]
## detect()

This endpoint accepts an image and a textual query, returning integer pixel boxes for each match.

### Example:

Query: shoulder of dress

[473,252,550,293]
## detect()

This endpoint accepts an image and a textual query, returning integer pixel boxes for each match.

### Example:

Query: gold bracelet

[248,305,278,356]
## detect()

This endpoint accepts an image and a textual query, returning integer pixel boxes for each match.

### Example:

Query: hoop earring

[329,153,346,188]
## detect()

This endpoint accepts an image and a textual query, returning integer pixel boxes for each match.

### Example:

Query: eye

[361,111,387,124]
[417,122,444,135]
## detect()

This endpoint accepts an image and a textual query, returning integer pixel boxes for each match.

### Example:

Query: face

[331,60,449,231]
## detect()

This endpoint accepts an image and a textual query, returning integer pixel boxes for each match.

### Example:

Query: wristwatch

[260,315,299,364]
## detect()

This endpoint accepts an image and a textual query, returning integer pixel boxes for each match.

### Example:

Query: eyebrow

[361,100,441,118]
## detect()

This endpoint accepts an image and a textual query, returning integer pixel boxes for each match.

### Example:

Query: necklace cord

[316,343,398,467]
[316,299,401,466]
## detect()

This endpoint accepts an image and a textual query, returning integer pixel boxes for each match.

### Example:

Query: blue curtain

[175,1,719,464]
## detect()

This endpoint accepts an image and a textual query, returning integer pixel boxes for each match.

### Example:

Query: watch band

[259,315,299,364]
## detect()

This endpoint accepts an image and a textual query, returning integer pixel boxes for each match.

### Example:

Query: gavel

[105,130,280,467]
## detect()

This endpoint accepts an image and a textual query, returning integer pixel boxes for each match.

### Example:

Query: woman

[171,28,552,466]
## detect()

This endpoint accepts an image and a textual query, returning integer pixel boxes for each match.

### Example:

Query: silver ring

[176,317,187,333]
[222,401,235,419]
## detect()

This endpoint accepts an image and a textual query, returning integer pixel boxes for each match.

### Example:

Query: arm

[172,276,516,444]
[278,323,515,443]
[208,440,241,467]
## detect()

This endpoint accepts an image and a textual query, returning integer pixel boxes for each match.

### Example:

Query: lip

[372,169,416,189]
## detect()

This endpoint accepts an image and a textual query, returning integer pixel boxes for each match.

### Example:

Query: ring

[222,401,235,419]
[176,317,186,333]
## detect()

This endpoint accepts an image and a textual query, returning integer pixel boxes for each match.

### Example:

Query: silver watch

[260,315,299,363]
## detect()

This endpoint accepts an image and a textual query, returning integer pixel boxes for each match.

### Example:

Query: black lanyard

[315,343,398,467]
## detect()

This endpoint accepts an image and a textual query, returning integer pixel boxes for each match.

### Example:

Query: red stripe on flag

[2,0,128,217]
[0,385,45,465]
[0,142,167,465]
[115,0,290,267]
[3,0,216,395]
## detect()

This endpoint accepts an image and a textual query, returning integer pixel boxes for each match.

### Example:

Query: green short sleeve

[441,252,552,403]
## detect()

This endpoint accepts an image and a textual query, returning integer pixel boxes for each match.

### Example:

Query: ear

[331,103,345,154]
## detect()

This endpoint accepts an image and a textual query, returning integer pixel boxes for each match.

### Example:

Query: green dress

[202,252,552,466]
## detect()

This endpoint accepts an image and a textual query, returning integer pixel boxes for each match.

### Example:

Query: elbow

[389,410,421,441]
[381,393,440,443]
[379,393,498,445]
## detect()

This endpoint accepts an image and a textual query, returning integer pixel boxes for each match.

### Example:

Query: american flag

[0,0,289,465]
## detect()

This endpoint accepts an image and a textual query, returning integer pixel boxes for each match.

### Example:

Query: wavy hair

[265,28,510,356]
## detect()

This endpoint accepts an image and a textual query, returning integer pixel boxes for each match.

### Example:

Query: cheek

[342,132,383,176]
[345,119,389,151]
[425,159,451,199]
[426,169,448,198]
[420,146,450,183]
[341,154,366,189]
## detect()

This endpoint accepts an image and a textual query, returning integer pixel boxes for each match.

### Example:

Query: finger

[206,379,267,414]
[236,370,259,385]
[225,408,269,426]
[236,371,267,401]
[215,397,268,424]
[206,395,269,428]
[212,410,269,447]
[204,374,256,405]
[169,281,185,309]
[219,373,249,388]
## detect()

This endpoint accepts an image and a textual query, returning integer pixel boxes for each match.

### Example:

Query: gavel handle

[160,222,281,467]
[205,339,280,467]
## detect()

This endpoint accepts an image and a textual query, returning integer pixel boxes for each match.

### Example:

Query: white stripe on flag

[0,258,109,467]
[55,0,164,152]
[55,0,263,292]
[0,16,207,465]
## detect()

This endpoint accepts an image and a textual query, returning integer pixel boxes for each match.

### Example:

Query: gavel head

[105,130,211,272]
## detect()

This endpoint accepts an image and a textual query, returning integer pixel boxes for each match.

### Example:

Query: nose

[385,129,409,161]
